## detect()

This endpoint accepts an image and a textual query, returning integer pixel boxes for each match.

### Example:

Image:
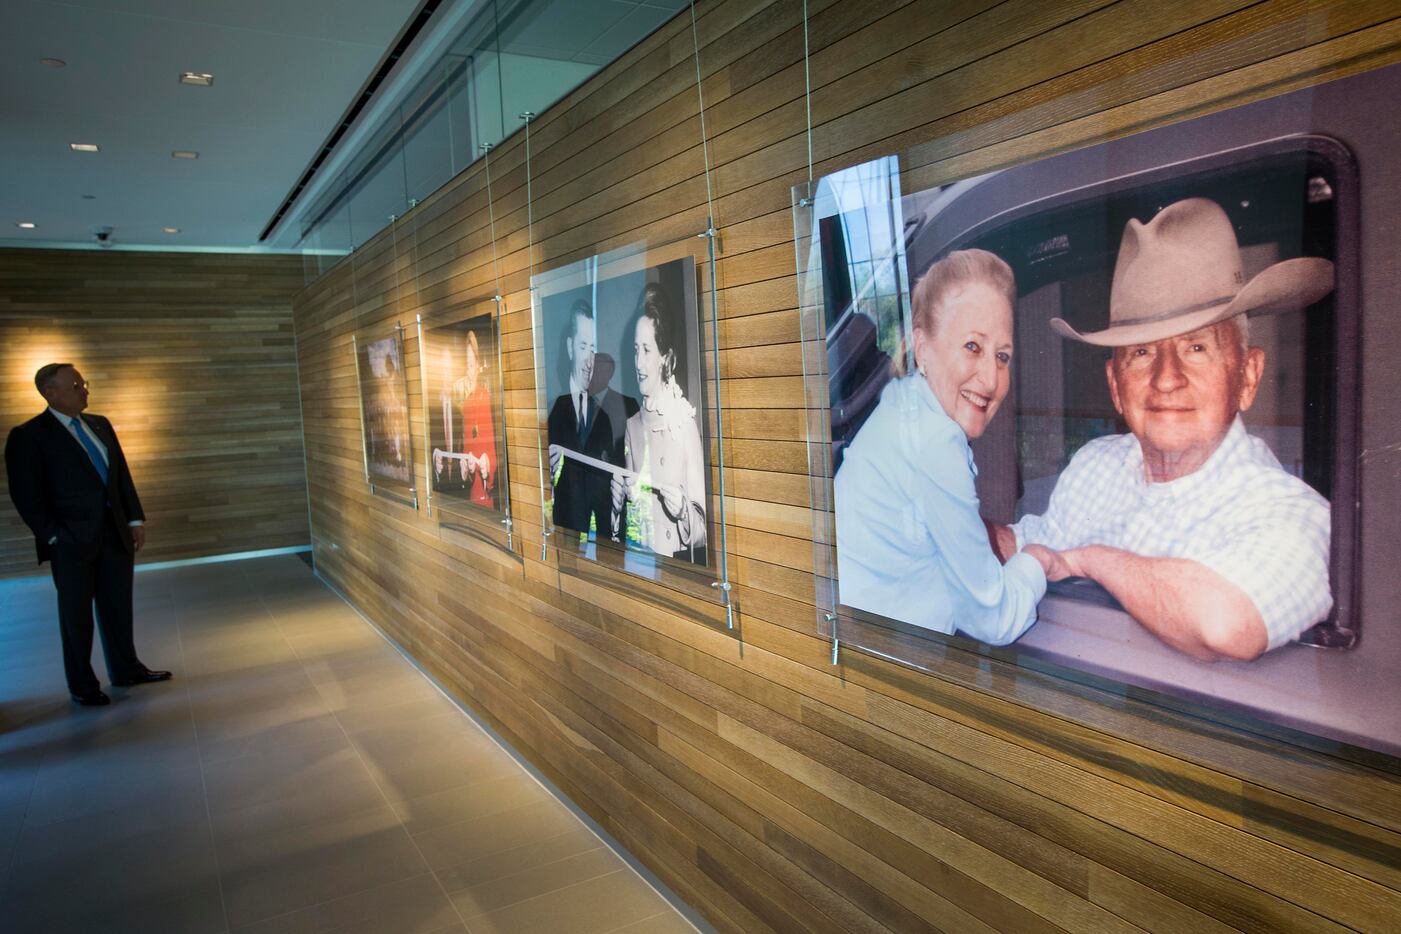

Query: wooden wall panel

[1,248,309,577]
[295,1,1401,931]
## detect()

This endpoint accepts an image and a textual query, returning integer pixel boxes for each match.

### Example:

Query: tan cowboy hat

[1050,197,1335,346]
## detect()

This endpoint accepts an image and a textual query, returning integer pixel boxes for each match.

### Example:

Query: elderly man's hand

[131,525,146,552]
[1024,543,1075,581]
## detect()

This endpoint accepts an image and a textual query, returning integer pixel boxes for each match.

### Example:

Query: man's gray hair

[1226,314,1249,357]
[34,362,73,393]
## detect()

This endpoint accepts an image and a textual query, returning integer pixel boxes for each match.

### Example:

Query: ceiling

[0,0,431,251]
[0,0,688,255]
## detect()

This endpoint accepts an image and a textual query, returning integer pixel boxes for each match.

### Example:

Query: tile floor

[0,554,700,934]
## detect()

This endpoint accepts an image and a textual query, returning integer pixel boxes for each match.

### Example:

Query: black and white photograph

[810,61,1401,754]
[535,252,710,568]
[423,309,505,516]
[356,329,412,487]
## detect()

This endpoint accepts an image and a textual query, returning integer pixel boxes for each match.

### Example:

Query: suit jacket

[547,392,618,536]
[5,411,144,564]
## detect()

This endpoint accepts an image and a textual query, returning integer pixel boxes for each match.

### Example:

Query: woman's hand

[1024,543,1079,582]
[656,485,685,520]
[477,454,490,486]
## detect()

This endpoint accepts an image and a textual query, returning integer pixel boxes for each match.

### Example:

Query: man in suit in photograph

[547,300,624,539]
[5,363,171,706]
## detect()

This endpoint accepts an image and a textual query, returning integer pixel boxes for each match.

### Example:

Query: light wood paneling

[1,248,309,577]
[295,1,1401,931]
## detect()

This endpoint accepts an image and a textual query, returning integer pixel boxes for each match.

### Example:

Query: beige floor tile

[605,910,700,933]
[204,738,381,828]
[448,846,621,920]
[412,798,582,872]
[353,728,522,804]
[460,869,670,934]
[389,770,553,837]
[198,708,349,765]
[333,692,464,734]
[433,825,603,894]
[313,667,447,713]
[231,871,460,934]
[216,803,429,929]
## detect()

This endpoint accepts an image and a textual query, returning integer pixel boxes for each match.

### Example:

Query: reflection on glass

[289,0,690,274]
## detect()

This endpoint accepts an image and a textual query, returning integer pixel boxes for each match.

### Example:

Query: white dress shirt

[46,407,144,539]
[1012,416,1331,651]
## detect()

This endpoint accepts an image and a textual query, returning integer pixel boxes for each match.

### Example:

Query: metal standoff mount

[519,111,535,123]
[479,142,494,152]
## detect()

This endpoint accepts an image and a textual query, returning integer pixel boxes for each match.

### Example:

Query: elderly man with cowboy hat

[998,197,1334,661]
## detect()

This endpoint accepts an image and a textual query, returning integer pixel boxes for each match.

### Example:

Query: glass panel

[531,234,732,627]
[795,61,1399,755]
[291,0,687,279]
[420,296,515,553]
[402,88,454,207]
[354,322,418,508]
[347,111,409,250]
[790,56,1401,750]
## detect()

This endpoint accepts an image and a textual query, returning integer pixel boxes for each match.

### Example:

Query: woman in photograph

[834,248,1056,645]
[610,282,707,563]
[457,329,496,506]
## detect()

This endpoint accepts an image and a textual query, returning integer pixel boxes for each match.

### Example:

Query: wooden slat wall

[294,2,1401,931]
[1,248,309,577]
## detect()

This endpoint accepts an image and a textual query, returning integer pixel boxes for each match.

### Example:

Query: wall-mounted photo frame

[352,323,417,508]
[531,235,733,626]
[796,61,1401,757]
[418,298,513,551]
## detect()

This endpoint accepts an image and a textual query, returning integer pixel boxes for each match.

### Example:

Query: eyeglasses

[67,380,90,391]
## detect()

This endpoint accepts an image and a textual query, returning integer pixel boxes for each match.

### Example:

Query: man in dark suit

[547,300,625,539]
[5,363,171,706]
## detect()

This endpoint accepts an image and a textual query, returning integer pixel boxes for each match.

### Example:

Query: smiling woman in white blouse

[834,249,1058,645]
[610,282,708,564]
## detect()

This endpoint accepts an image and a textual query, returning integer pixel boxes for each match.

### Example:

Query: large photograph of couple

[535,247,711,577]
[818,61,1401,755]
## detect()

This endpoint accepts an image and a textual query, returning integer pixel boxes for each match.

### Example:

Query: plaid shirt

[1012,416,1332,651]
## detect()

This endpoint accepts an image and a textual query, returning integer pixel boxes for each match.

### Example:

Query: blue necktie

[70,416,109,486]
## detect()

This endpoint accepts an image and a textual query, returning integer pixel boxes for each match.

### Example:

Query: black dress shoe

[111,667,173,687]
[72,690,111,706]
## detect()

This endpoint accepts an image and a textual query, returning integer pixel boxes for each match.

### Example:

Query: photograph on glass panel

[537,253,710,570]
[424,308,506,517]
[812,61,1401,754]
[356,329,414,487]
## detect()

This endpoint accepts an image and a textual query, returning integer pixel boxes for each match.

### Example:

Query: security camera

[91,225,113,247]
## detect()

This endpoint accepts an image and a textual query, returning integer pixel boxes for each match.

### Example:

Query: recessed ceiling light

[40,58,66,68]
[171,150,199,160]
[17,222,37,229]
[179,72,213,87]
[162,227,180,234]
[70,142,99,152]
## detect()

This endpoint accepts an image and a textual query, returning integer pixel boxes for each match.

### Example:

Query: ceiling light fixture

[17,222,37,229]
[70,142,99,152]
[179,72,213,87]
[162,227,180,234]
[40,58,66,68]
[172,150,199,160]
